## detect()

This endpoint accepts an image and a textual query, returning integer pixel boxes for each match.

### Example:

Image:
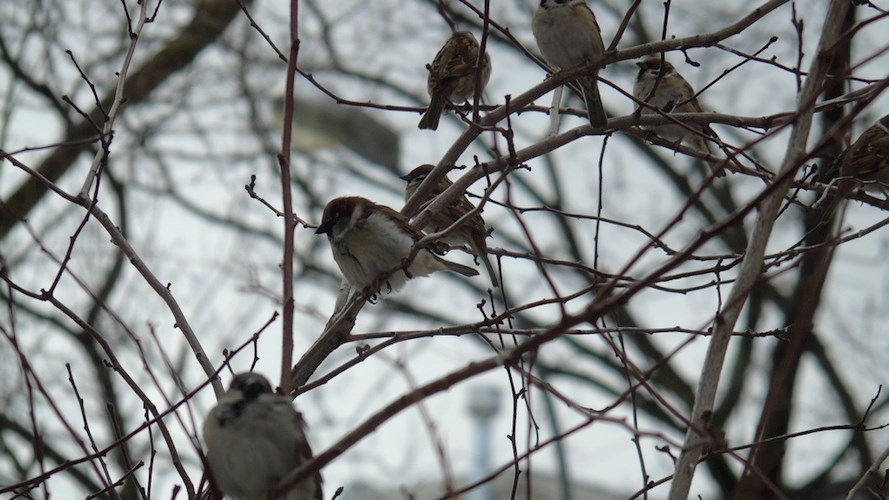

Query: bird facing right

[401,164,499,288]
[202,372,322,500]
[418,30,492,131]
[532,0,608,128]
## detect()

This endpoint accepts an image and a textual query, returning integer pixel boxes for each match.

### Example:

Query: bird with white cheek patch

[315,196,479,294]
[202,373,322,500]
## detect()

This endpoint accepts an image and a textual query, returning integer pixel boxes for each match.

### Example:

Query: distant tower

[467,385,500,500]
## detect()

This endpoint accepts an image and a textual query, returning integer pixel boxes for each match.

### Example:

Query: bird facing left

[315,196,479,294]
[202,373,322,500]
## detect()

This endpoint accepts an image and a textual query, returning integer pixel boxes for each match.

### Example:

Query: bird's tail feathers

[418,95,446,130]
[436,255,480,277]
[479,253,499,288]
[578,75,607,128]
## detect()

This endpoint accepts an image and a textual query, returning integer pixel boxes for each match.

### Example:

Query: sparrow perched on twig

[532,0,608,128]
[202,373,322,500]
[315,196,479,293]
[418,30,492,131]
[401,164,499,288]
[633,57,727,177]
[837,114,889,191]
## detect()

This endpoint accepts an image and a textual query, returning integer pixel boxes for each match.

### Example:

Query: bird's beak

[399,174,411,182]
[315,220,333,235]
[635,62,645,68]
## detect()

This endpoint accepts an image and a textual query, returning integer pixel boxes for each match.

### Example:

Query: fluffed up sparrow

[202,373,322,500]
[837,114,889,192]
[532,0,608,128]
[418,30,492,131]
[402,164,499,288]
[315,196,479,293]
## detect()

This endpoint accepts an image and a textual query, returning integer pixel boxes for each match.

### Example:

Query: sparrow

[837,113,889,191]
[633,56,726,177]
[418,30,492,131]
[202,373,322,500]
[315,196,479,293]
[401,164,499,288]
[532,0,608,128]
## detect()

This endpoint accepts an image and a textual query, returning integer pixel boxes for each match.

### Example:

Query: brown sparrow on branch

[532,0,608,128]
[418,30,492,131]
[837,114,889,191]
[633,57,727,177]
[315,196,479,293]
[202,373,322,500]
[401,164,499,288]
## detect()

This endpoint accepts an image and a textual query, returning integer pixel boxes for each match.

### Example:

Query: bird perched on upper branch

[532,0,608,128]
[418,30,491,131]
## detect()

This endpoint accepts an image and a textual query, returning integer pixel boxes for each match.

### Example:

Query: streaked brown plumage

[824,114,889,212]
[402,164,499,288]
[838,114,889,186]
[418,31,491,131]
